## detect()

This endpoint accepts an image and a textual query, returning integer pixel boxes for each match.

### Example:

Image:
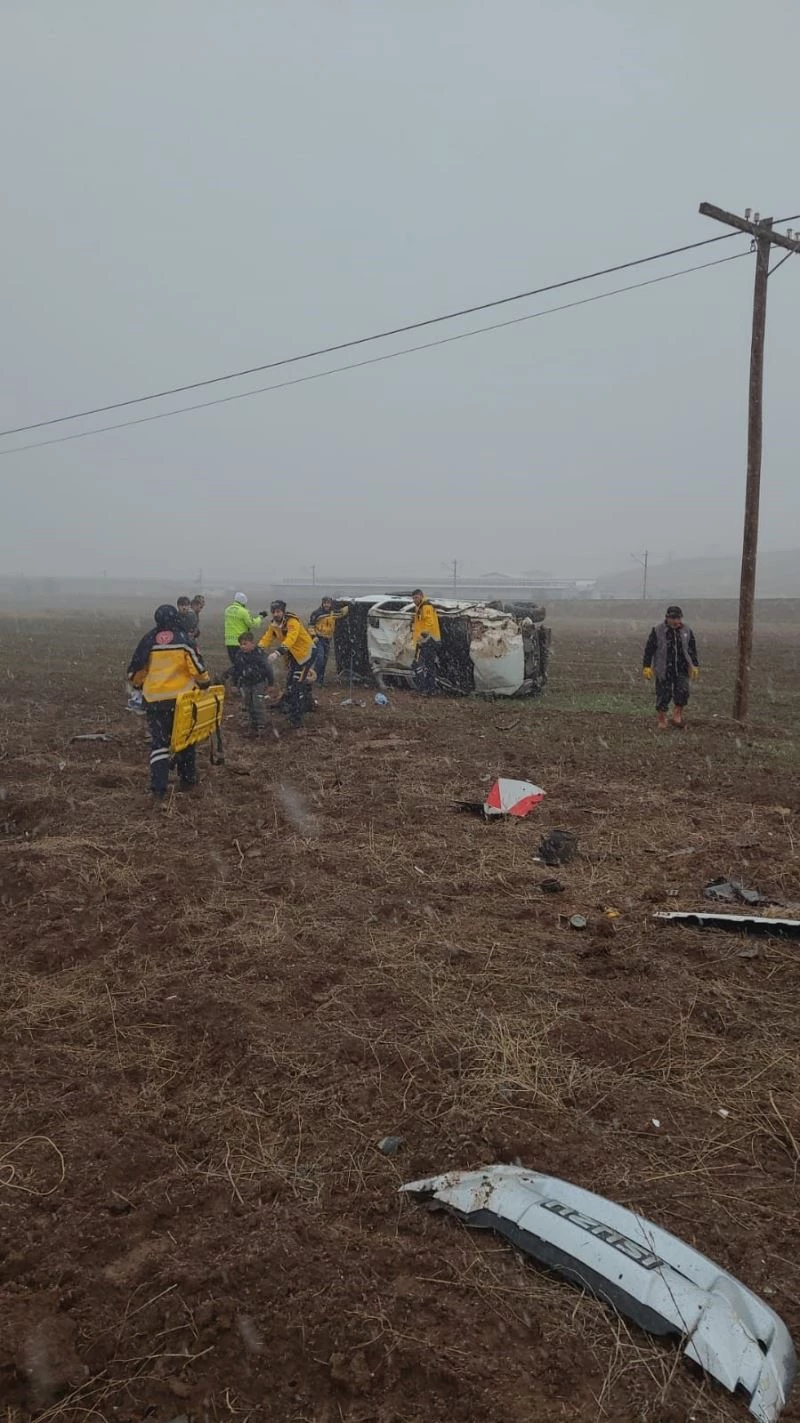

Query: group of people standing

[221,592,350,732]
[126,590,698,800]
[126,587,445,799]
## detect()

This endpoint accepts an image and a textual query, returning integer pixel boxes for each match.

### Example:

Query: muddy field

[1,603,800,1423]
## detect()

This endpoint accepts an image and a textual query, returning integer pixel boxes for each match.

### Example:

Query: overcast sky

[1,0,798,583]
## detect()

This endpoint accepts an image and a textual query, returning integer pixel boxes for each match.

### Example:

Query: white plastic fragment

[401,1165,795,1422]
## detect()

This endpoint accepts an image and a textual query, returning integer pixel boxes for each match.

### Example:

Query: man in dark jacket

[642,605,700,730]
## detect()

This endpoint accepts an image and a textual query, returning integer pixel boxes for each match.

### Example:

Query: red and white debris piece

[483,778,546,818]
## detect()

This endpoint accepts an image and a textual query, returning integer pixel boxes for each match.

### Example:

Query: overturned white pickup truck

[332,594,551,699]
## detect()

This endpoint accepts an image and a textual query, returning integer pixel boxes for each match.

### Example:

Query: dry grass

[1,611,800,1421]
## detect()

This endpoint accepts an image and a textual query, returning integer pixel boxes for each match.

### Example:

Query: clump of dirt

[0,792,68,838]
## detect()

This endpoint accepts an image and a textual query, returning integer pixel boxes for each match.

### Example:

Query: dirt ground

[1,602,799,1423]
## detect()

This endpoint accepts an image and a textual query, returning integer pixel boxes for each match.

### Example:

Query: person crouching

[127,604,211,799]
[226,631,274,735]
[258,601,315,729]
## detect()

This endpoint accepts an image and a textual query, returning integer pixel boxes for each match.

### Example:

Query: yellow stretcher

[170,685,226,759]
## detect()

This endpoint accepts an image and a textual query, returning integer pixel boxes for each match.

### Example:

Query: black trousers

[285,660,313,727]
[655,672,690,712]
[226,646,238,664]
[145,702,196,794]
[414,639,439,695]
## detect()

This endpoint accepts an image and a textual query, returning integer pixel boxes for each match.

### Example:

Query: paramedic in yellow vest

[127,604,210,800]
[259,601,315,729]
[308,596,349,686]
[411,589,441,695]
[224,592,268,664]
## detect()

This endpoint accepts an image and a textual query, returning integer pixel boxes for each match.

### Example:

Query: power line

[0,226,775,440]
[0,250,748,459]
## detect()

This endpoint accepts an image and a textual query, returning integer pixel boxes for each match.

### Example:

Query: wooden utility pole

[630,549,648,600]
[699,203,800,720]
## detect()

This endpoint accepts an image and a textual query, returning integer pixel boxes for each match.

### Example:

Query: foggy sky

[1,0,798,584]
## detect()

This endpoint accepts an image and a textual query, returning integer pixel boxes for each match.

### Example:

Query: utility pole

[452,559,458,595]
[311,564,316,588]
[630,549,648,601]
[699,203,800,721]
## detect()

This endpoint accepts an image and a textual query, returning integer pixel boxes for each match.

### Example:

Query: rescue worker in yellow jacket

[411,589,441,695]
[259,601,315,728]
[308,596,349,686]
[128,604,210,799]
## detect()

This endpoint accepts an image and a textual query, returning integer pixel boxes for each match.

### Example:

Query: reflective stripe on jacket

[127,628,210,702]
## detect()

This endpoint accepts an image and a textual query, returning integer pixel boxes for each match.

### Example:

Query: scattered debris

[603,907,621,919]
[539,830,577,866]
[340,698,367,708]
[718,1109,731,1119]
[654,911,800,938]
[70,733,111,743]
[457,778,546,819]
[569,914,587,931]
[374,693,389,706]
[704,878,766,907]
[738,946,761,960]
[377,1135,404,1157]
[539,878,565,894]
[651,1118,661,1129]
[400,1164,796,1423]
[484,778,545,818]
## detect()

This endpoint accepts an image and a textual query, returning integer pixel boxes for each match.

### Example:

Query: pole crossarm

[699,203,800,254]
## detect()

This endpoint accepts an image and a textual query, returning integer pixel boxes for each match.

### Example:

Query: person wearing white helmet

[223,592,268,663]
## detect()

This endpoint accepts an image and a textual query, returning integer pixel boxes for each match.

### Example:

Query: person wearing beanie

[642,604,700,730]
[223,592,268,663]
[127,605,211,798]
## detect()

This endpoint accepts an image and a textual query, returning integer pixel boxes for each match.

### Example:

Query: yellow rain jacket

[259,613,314,666]
[128,628,210,703]
[309,603,349,641]
[411,599,441,647]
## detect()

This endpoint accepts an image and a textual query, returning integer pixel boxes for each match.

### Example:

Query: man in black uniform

[642,605,700,730]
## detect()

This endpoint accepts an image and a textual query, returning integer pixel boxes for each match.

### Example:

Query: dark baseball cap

[665,605,683,619]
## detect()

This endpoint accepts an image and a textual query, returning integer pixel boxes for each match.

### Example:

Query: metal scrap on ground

[655,910,800,937]
[401,1164,795,1423]
[704,878,768,907]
